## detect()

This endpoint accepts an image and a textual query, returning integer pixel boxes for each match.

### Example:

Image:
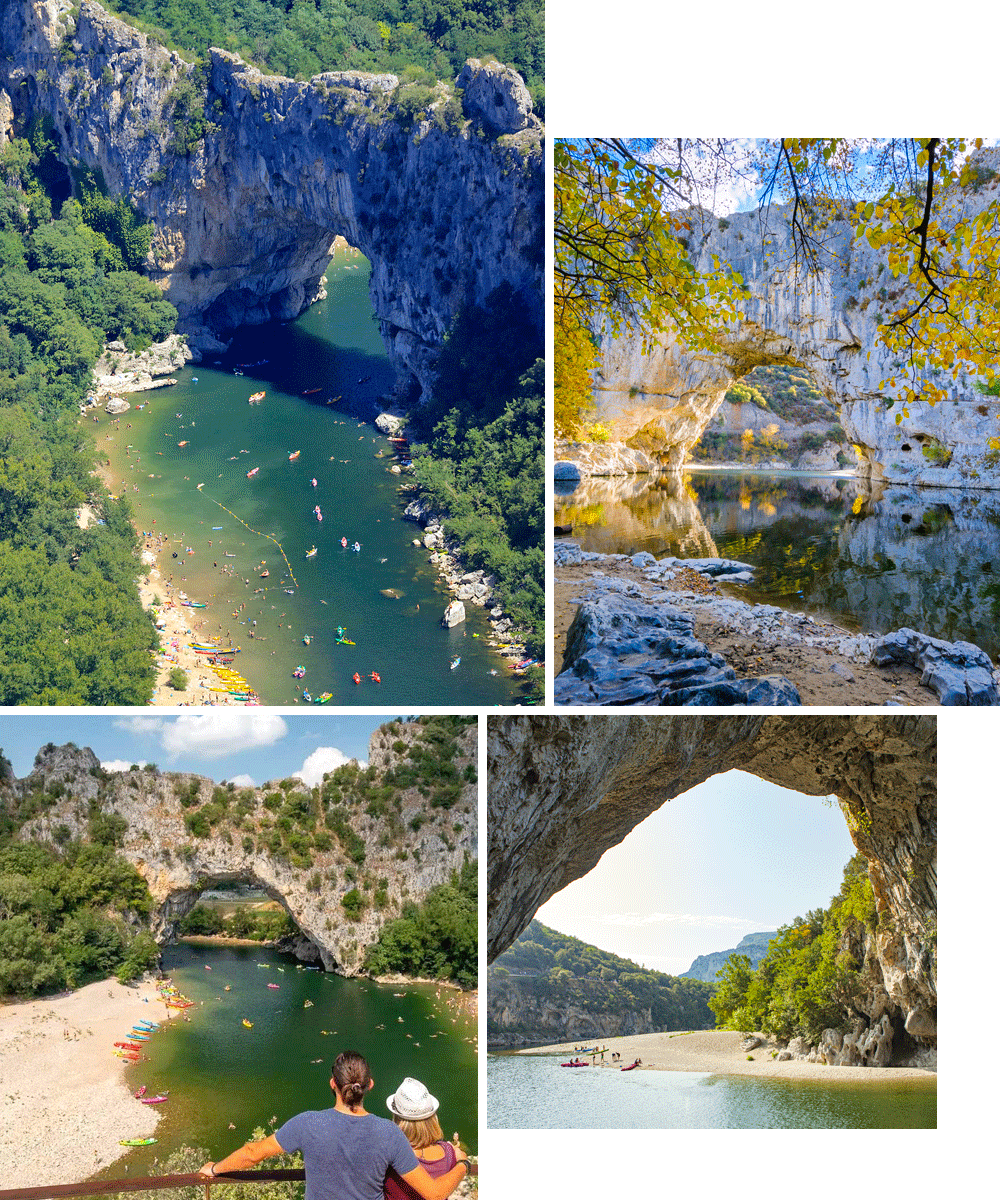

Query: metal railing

[0,1163,477,1200]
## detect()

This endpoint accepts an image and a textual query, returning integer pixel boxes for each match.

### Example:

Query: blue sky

[535,769,857,977]
[0,713,407,787]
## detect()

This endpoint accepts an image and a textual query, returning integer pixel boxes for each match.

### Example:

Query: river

[101,943,477,1178]
[99,245,524,704]
[555,467,1000,657]
[487,1054,935,1129]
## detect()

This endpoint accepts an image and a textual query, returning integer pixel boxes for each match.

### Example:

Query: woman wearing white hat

[383,1078,464,1200]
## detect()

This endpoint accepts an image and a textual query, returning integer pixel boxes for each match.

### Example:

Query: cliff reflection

[555,470,1000,656]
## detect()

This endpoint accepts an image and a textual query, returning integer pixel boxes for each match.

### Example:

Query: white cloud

[227,773,257,788]
[113,717,165,736]
[102,759,147,773]
[160,712,288,760]
[294,746,364,787]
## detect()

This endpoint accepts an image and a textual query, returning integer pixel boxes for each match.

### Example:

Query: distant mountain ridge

[680,931,777,982]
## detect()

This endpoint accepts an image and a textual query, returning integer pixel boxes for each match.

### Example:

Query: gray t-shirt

[276,1108,420,1200]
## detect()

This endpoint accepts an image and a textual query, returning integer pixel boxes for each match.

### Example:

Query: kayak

[560,1061,590,1067]
[306,547,317,558]
[248,391,265,404]
[289,450,301,460]
[247,467,260,478]
[120,1139,157,1147]
[140,1095,169,1104]
[621,1062,640,1071]
[267,983,280,989]
[242,1019,253,1028]
[352,673,361,684]
[450,657,461,670]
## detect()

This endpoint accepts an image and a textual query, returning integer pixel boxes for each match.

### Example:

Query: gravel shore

[0,978,181,1188]
[517,1029,936,1082]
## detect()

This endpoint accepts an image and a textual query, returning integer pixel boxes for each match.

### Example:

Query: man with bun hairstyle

[199,1050,469,1200]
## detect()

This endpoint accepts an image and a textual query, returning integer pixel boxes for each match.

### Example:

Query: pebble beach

[517,1029,936,1082]
[0,978,181,1188]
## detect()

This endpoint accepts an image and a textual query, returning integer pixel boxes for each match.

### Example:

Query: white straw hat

[386,1077,439,1120]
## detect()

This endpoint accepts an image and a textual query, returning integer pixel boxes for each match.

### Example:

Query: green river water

[98,245,523,705]
[102,942,477,1179]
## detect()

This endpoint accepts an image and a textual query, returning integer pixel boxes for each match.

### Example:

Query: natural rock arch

[1,1,543,397]
[487,715,936,1043]
[587,199,1000,489]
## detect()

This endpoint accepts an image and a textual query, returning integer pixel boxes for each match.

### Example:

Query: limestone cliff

[487,973,658,1049]
[487,716,936,1058]
[0,1,543,398]
[680,931,776,982]
[572,166,1000,488]
[12,718,476,975]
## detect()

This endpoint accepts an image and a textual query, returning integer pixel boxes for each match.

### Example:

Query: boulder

[871,627,998,705]
[456,58,533,135]
[105,396,130,414]
[442,600,466,628]
[376,413,403,434]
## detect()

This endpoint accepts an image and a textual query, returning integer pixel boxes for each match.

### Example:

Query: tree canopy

[555,137,1000,434]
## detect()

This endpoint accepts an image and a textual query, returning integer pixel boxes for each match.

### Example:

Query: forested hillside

[106,0,545,113]
[0,128,169,704]
[488,920,716,1045]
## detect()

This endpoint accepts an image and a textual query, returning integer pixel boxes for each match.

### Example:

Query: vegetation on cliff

[555,137,1000,435]
[178,903,296,941]
[410,299,544,667]
[708,854,878,1044]
[365,857,476,988]
[105,0,544,114]
[489,920,716,1039]
[0,131,170,704]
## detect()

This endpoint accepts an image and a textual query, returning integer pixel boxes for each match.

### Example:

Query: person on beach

[383,1078,464,1200]
[199,1051,469,1200]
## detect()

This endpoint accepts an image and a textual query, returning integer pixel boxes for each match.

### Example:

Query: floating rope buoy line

[206,497,299,589]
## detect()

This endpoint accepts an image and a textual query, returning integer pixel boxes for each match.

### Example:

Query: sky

[0,713,409,787]
[535,769,857,977]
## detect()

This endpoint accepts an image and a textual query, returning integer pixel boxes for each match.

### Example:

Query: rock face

[15,721,476,975]
[585,178,1000,488]
[680,931,777,982]
[1,1,543,398]
[487,715,936,1052]
[487,973,657,1048]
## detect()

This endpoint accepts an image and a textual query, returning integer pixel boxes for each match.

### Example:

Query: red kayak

[560,1060,590,1067]
[621,1061,641,1071]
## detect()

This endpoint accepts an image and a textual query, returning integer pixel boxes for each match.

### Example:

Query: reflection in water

[555,470,1000,657]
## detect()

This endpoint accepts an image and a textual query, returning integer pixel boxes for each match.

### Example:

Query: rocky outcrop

[681,931,777,982]
[1,1,542,398]
[583,166,1000,488]
[15,720,476,975]
[487,972,658,1049]
[90,333,193,400]
[487,715,937,1054]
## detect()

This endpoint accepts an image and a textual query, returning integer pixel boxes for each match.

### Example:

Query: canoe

[289,450,301,460]
[248,391,265,404]
[450,657,461,670]
[120,1139,157,1147]
[267,983,280,989]
[242,1019,253,1028]
[140,1095,169,1104]
[560,1061,589,1067]
[247,467,259,478]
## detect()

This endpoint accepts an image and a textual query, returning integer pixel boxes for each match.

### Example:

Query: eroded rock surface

[1,1,542,398]
[487,715,936,1052]
[15,722,476,974]
[584,165,1000,488]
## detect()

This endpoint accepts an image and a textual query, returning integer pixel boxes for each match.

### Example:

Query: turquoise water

[556,467,1000,656]
[100,246,525,704]
[487,1056,931,1128]
[104,943,477,1177]
[487,1054,935,1129]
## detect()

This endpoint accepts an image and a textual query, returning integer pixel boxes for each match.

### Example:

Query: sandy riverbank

[89,418,262,706]
[517,1029,935,1083]
[554,551,938,706]
[0,977,182,1188]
